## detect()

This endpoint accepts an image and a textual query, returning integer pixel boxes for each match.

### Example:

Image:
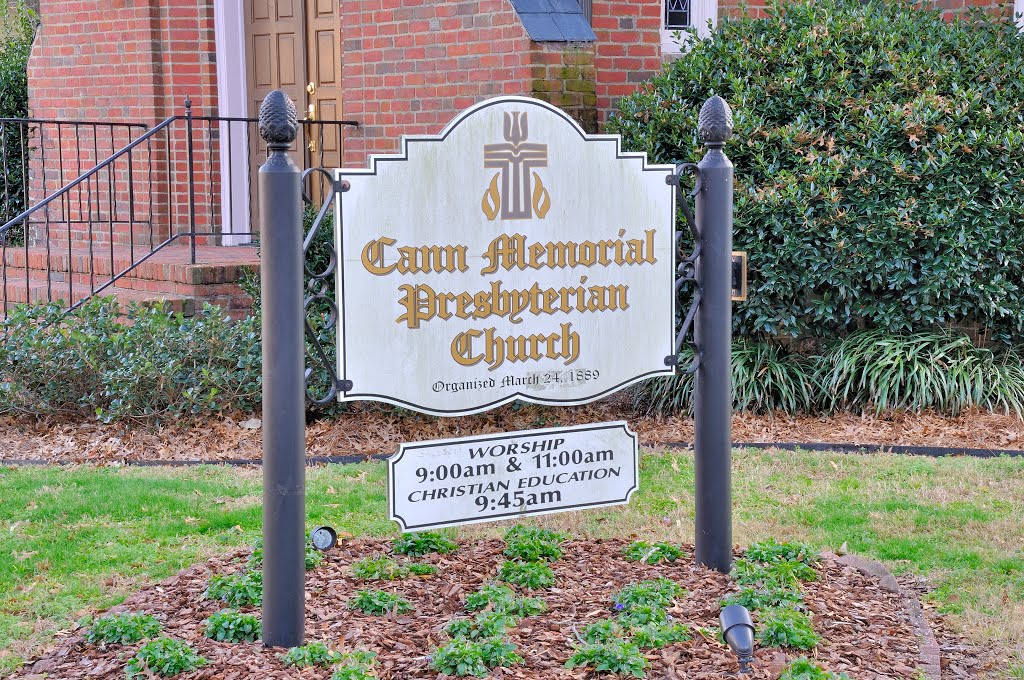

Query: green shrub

[565,640,646,678]
[0,299,261,422]
[464,583,546,617]
[497,560,555,589]
[780,657,853,680]
[249,536,324,571]
[618,603,670,627]
[622,541,685,564]
[203,609,261,643]
[347,589,412,615]
[125,638,205,679]
[279,641,342,668]
[392,531,458,557]
[205,570,263,608]
[84,612,162,645]
[0,1,37,227]
[430,637,523,677]
[444,612,518,641]
[609,0,1024,345]
[329,650,378,680]
[746,539,820,566]
[756,607,821,650]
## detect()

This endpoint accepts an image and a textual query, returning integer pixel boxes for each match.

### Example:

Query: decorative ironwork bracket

[664,163,702,374]
[301,169,350,404]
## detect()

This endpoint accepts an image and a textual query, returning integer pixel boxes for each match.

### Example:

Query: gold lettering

[361,236,468,276]
[448,323,581,371]
[361,236,397,275]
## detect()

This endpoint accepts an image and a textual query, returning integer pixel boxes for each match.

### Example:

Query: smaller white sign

[388,421,639,531]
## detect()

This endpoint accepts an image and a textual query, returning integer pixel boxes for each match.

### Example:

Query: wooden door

[245,0,343,225]
[303,0,343,202]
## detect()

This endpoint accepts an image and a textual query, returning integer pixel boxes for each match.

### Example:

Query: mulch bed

[15,538,922,679]
[1,398,1023,465]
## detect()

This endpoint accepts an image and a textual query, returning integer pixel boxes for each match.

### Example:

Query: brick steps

[0,244,261,319]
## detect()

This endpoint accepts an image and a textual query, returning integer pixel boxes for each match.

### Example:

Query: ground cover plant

[392,531,458,556]
[347,589,413,616]
[279,640,342,667]
[203,609,260,643]
[124,637,205,678]
[610,0,1024,346]
[84,612,162,645]
[0,450,1022,676]
[204,569,262,608]
[622,540,685,564]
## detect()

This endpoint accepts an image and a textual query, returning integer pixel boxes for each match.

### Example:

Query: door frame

[214,0,253,246]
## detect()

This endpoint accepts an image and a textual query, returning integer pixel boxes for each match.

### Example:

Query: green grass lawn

[1,449,1022,677]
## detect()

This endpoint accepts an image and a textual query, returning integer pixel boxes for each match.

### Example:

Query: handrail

[0,114,179,236]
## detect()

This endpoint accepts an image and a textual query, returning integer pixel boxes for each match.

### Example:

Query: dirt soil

[1,399,1022,464]
[14,538,923,680]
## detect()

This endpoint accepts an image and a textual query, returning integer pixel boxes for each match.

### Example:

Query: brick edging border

[834,554,942,680]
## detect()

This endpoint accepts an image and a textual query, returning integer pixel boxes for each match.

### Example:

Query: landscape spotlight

[719,604,755,674]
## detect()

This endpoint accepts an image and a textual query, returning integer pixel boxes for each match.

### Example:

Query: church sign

[336,96,676,415]
[388,422,639,531]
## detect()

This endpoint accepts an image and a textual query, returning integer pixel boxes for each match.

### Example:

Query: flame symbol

[532,172,551,219]
[481,173,501,220]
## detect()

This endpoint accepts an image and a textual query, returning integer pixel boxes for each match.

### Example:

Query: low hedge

[608,0,1024,344]
[0,299,261,422]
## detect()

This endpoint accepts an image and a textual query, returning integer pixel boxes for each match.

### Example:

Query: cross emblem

[482,112,551,220]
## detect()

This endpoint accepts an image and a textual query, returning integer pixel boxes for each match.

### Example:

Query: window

[662,0,717,52]
[577,0,593,23]
[664,0,692,30]
[1017,0,1024,30]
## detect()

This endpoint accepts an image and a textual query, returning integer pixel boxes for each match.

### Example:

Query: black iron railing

[0,101,357,317]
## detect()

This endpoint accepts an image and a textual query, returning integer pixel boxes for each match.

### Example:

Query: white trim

[213,0,252,246]
[661,0,718,53]
[1016,0,1024,30]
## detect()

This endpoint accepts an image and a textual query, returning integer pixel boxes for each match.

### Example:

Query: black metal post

[258,90,306,648]
[693,95,735,573]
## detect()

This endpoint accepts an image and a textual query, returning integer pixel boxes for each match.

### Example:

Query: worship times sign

[388,422,639,531]
[336,96,676,415]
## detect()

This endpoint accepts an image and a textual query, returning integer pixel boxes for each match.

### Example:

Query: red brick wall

[26,0,218,246]
[340,0,535,166]
[592,0,662,127]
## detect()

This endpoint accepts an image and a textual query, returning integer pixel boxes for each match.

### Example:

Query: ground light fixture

[310,526,338,551]
[719,604,756,674]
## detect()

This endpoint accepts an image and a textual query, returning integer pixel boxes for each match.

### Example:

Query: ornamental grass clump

[610,0,1024,347]
[84,612,162,645]
[125,638,205,679]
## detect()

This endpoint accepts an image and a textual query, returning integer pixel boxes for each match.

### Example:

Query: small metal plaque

[388,421,639,531]
[731,251,747,302]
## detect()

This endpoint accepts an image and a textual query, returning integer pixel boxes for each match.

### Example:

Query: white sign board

[336,96,676,415]
[388,421,639,531]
